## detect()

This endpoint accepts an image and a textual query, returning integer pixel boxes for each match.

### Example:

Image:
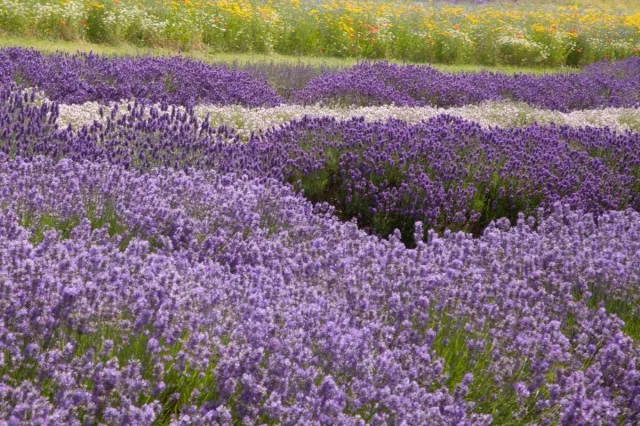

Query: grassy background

[0,36,574,75]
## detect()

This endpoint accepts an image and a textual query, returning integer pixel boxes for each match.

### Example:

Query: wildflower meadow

[1,0,640,65]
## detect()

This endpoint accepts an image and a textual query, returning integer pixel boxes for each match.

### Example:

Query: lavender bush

[1,155,639,424]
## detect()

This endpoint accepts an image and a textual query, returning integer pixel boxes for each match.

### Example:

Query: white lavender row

[1,155,639,424]
[54,100,640,137]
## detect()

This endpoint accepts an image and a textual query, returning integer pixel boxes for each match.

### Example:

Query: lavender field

[1,43,640,425]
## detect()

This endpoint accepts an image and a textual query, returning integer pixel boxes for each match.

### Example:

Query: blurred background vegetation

[0,0,638,67]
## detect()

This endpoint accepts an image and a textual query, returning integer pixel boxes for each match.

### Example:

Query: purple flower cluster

[293,60,640,111]
[1,155,639,424]
[0,48,282,107]
[4,89,638,242]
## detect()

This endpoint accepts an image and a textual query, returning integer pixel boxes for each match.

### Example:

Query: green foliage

[85,4,114,44]
[426,312,550,424]
[22,199,135,250]
[587,286,640,341]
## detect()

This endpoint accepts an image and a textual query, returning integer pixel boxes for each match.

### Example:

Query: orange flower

[453,24,460,31]
[349,34,354,39]
[606,38,612,43]
[428,38,434,44]
[634,47,639,53]
[60,19,66,26]
[550,25,557,31]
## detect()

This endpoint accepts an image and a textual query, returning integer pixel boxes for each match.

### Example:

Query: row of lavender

[2,48,640,111]
[2,155,640,424]
[56,101,640,136]
[3,89,639,243]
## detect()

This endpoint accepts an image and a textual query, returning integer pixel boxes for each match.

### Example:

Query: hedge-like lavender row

[0,48,282,107]
[3,48,640,111]
[3,89,640,243]
[1,155,640,424]
[294,60,640,111]
[262,116,640,242]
